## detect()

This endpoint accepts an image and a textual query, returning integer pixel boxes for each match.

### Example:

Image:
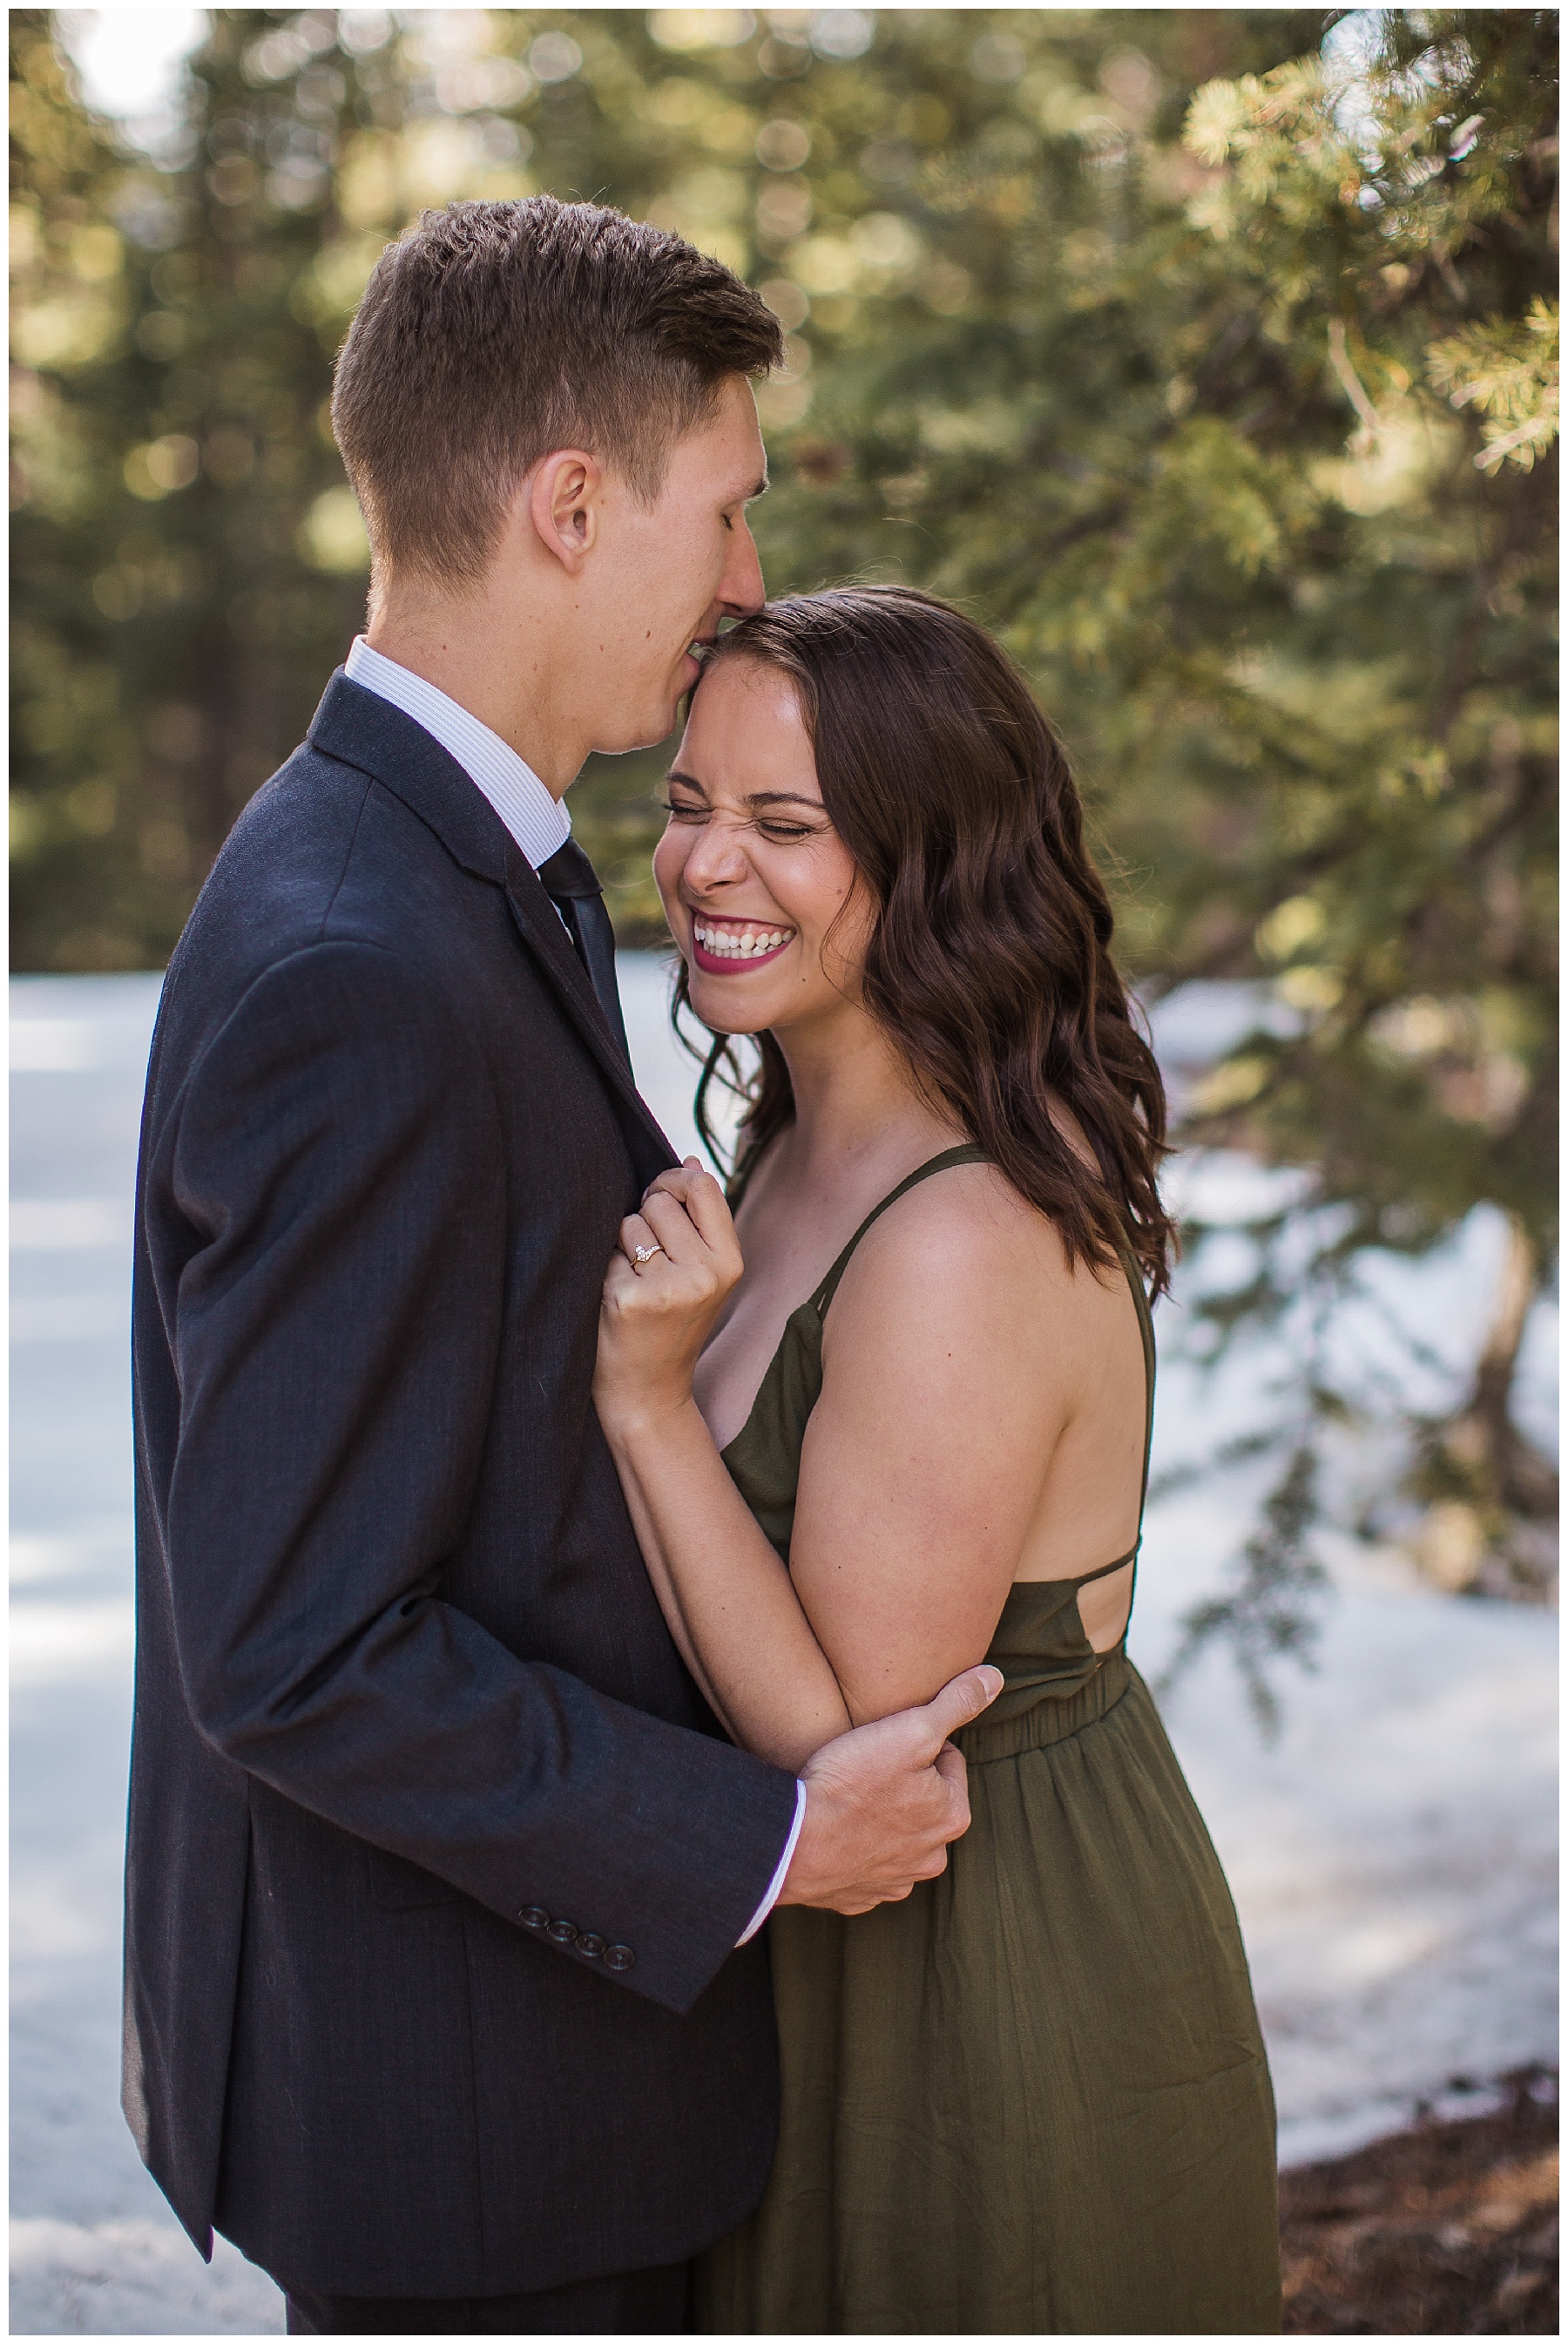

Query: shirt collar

[344,636,571,872]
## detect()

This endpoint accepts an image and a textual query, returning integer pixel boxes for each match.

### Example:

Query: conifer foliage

[10,10,1557,1606]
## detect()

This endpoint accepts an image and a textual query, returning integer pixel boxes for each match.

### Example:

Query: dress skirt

[694,1656,1281,2335]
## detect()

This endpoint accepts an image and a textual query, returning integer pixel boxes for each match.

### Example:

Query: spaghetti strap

[1119,1250,1158,1523]
[1060,1255,1157,1592]
[1051,1268,1152,1591]
[1074,1547,1139,1588]
[811,1145,990,1318]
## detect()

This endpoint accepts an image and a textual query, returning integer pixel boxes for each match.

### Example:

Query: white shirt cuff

[735,1778,807,1946]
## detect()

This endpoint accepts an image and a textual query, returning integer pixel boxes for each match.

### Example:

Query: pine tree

[11,10,377,965]
[11,9,1557,1615]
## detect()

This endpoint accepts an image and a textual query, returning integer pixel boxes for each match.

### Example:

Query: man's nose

[718,518,765,618]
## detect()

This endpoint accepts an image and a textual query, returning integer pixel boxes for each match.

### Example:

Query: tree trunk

[1412,1216,1558,1599]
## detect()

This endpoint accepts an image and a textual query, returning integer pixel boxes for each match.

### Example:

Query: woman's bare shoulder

[821,1155,1134,1399]
[840,1158,1077,1302]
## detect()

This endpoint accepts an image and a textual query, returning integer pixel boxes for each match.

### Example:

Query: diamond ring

[632,1243,665,1265]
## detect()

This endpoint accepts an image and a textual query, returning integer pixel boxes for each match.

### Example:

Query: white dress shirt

[739,1778,806,1943]
[346,634,570,869]
[343,636,807,1943]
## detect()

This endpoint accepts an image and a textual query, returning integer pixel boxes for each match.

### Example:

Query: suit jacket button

[577,1933,606,1959]
[604,1942,636,1972]
[547,1918,578,1945]
[519,1907,550,1931]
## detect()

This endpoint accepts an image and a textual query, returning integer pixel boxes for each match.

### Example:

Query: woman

[593,587,1281,2334]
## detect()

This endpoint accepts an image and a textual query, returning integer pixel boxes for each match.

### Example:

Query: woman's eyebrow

[665,772,824,813]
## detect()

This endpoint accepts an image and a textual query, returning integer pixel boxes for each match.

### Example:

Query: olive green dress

[696,1148,1281,2334]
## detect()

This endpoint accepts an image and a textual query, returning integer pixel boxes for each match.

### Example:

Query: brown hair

[678,586,1174,1294]
[332,196,782,589]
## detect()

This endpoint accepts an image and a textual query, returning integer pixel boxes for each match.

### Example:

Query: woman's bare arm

[594,1169,854,1771]
[595,1163,1087,1770]
[604,1396,855,1772]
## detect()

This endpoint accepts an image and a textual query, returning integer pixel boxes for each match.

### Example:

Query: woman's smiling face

[654,657,872,1039]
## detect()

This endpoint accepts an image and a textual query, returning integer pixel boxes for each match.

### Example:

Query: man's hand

[776,1665,1004,1915]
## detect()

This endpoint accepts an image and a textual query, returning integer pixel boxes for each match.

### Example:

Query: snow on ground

[10,965,1558,2334]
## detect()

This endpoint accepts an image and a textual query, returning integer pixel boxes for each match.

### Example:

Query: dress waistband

[955,1648,1132,1764]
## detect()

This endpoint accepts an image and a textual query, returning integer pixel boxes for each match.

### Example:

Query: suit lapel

[308,671,679,1180]
[501,853,678,1173]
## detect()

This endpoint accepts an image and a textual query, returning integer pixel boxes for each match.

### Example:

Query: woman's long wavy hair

[672,586,1174,1295]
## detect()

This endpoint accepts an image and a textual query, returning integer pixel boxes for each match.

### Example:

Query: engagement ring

[632,1243,664,1265]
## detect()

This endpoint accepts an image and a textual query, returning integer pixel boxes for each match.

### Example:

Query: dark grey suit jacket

[123,673,799,2298]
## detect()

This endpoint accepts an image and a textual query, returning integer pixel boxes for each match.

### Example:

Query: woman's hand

[594,1159,743,1439]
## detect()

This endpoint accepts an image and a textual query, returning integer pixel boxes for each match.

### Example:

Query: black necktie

[535,839,631,1068]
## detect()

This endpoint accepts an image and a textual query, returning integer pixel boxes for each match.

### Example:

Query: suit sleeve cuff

[734,1778,806,1946]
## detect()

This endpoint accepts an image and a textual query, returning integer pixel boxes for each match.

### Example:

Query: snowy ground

[10,964,1558,2335]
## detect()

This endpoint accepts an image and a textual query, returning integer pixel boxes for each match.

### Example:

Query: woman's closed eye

[659,797,821,843]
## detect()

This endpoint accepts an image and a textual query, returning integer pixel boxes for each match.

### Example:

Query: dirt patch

[1281,2068,1558,2334]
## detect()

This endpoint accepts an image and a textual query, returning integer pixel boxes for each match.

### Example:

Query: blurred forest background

[10,7,1558,1616]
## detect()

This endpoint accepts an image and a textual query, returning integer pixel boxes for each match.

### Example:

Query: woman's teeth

[694,921,793,959]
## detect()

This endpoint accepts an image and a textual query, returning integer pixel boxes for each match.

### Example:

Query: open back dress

[694,1148,1281,2334]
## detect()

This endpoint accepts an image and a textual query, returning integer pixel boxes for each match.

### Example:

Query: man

[125,197,999,2336]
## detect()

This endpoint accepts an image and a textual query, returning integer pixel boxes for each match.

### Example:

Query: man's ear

[525,448,602,573]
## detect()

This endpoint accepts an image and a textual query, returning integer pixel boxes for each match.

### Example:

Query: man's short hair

[332,196,783,589]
